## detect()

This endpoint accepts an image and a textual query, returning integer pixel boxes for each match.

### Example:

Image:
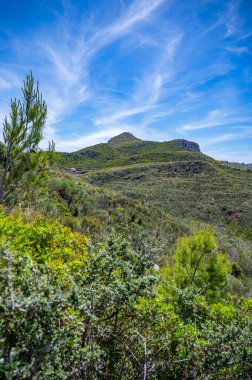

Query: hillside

[59,132,252,227]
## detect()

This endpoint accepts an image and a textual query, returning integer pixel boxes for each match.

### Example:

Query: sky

[0,0,252,162]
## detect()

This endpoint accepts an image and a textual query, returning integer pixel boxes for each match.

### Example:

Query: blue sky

[0,0,252,161]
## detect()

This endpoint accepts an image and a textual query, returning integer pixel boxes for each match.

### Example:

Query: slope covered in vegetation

[28,170,251,296]
[59,133,252,227]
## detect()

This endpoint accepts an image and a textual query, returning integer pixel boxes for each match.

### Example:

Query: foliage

[0,248,83,380]
[0,213,157,379]
[20,172,252,295]
[165,230,231,302]
[57,136,252,228]
[137,295,252,379]
[0,210,88,275]
[0,72,53,208]
[33,175,191,257]
[1,73,252,379]
[1,214,252,379]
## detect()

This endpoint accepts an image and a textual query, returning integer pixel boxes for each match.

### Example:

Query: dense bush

[1,213,252,379]
[0,213,156,378]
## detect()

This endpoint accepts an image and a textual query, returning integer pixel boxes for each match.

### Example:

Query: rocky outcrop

[172,139,201,152]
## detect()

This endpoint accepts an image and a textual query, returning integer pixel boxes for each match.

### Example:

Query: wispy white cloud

[90,0,167,50]
[0,68,21,90]
[3,0,166,123]
[179,110,252,131]
[47,126,129,151]
[237,31,252,40]
[223,0,240,38]
[205,147,252,163]
[0,77,12,90]
[196,126,252,162]
[1,0,169,146]
[1,0,251,162]
[226,46,249,55]
[198,128,252,146]
[35,0,167,130]
[92,32,182,135]
[94,105,157,126]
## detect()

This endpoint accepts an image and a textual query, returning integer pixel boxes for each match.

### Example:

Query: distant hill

[220,161,252,171]
[60,133,204,171]
[58,132,252,227]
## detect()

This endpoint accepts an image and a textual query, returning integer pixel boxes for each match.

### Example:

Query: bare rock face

[172,139,201,153]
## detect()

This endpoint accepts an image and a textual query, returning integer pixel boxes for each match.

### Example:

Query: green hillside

[59,133,252,227]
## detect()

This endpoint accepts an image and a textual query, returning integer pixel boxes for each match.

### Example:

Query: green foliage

[32,175,190,259]
[0,210,89,276]
[227,219,252,241]
[56,136,252,228]
[137,295,252,379]
[0,213,157,379]
[0,248,83,379]
[170,230,231,301]
[0,142,5,168]
[22,171,252,295]
[0,72,53,207]
[1,212,252,379]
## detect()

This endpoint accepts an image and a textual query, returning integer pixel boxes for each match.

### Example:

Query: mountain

[108,132,142,146]
[59,133,252,227]
[220,161,252,171]
[60,133,205,171]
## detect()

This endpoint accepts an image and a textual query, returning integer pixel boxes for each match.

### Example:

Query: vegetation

[1,212,252,379]
[1,77,252,378]
[0,72,53,208]
[221,160,252,171]
[58,134,252,228]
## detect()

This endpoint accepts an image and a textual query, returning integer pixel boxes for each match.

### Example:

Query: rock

[172,139,201,152]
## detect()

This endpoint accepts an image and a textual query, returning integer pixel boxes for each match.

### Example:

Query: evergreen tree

[0,72,48,207]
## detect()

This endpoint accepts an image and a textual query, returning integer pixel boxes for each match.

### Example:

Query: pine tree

[0,72,48,207]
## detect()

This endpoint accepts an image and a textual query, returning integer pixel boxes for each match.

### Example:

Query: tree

[0,72,48,207]
[160,230,231,308]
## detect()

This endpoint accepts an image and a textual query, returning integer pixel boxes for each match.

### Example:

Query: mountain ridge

[75,132,202,154]
[58,132,252,227]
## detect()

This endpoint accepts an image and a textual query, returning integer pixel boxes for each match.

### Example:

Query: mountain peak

[108,132,142,146]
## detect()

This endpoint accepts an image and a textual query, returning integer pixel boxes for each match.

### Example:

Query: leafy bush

[165,230,231,303]
[0,213,156,379]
